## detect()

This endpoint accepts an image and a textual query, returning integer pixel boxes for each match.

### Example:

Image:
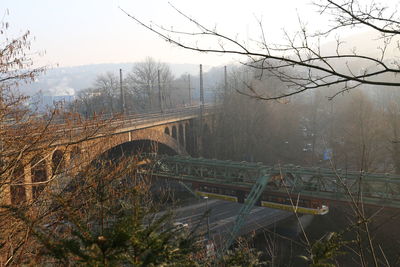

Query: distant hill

[22,30,397,98]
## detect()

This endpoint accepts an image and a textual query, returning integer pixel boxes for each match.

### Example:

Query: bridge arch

[31,155,47,199]
[86,128,188,164]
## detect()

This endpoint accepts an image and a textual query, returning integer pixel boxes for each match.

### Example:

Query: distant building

[29,92,75,112]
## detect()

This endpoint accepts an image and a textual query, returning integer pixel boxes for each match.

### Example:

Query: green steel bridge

[142,154,400,251]
[148,155,400,208]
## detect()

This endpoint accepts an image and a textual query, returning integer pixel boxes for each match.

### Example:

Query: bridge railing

[39,104,218,125]
[108,104,217,129]
[49,104,218,134]
[4,104,218,126]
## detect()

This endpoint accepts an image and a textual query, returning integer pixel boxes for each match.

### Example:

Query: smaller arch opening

[31,155,47,199]
[164,127,170,135]
[178,124,184,145]
[52,150,65,174]
[70,146,81,173]
[171,125,177,140]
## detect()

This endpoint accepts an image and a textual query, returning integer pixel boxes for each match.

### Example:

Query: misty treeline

[70,57,198,116]
[207,64,400,174]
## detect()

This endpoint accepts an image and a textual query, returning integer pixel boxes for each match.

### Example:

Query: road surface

[172,199,291,244]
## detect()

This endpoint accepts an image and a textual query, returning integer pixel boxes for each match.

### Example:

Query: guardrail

[107,104,217,129]
[2,104,218,126]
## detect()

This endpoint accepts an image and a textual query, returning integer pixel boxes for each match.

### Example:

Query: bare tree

[375,88,400,173]
[328,89,387,172]
[125,57,174,111]
[72,72,120,117]
[121,0,400,100]
[72,59,178,115]
[210,66,306,164]
[93,72,120,114]
[170,73,194,107]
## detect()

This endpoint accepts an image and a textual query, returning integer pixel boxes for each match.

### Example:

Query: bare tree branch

[121,0,400,100]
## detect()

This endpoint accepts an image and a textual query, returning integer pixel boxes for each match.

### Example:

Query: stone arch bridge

[5,106,216,205]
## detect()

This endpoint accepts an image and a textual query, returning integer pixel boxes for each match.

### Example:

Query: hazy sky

[0,0,372,68]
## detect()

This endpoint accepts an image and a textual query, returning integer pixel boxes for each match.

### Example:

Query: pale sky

[0,0,369,68]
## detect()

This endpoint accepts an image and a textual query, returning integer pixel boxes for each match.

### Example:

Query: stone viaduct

[5,106,216,205]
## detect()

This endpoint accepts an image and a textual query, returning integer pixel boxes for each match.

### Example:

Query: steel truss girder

[146,155,400,209]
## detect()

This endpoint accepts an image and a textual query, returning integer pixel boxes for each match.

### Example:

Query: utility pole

[200,65,204,107]
[119,68,125,114]
[224,65,228,95]
[188,74,192,106]
[199,64,204,156]
[158,70,163,113]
